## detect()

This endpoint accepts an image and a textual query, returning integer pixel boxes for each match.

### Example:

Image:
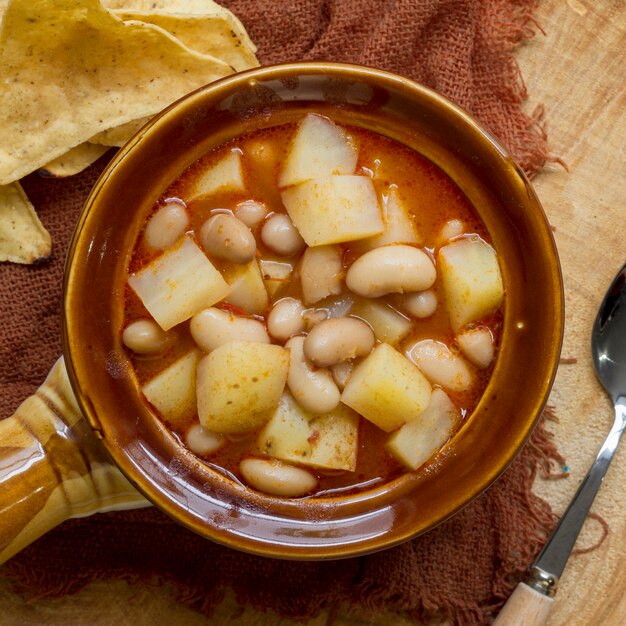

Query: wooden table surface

[1,0,624,624]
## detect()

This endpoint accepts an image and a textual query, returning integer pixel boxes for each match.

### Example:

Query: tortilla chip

[103,0,224,13]
[0,0,239,185]
[111,9,258,72]
[89,117,150,148]
[0,183,52,264]
[39,143,110,177]
[89,0,259,148]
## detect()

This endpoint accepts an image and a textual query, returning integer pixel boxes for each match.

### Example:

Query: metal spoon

[495,262,626,626]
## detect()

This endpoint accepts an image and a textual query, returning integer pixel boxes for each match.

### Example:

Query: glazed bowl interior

[63,62,563,559]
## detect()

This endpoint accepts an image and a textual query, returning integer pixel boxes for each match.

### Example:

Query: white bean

[303,317,375,367]
[438,219,465,244]
[234,200,268,228]
[398,290,437,318]
[267,298,305,342]
[406,339,473,391]
[240,458,318,497]
[331,361,353,390]
[300,244,344,304]
[190,307,269,352]
[122,319,171,354]
[457,327,494,369]
[199,213,256,264]
[261,214,306,257]
[143,201,189,250]
[346,245,436,297]
[285,336,340,414]
[186,423,225,455]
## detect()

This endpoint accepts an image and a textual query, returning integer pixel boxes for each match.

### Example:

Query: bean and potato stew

[124,113,505,498]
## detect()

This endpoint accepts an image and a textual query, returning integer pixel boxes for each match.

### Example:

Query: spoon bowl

[593,263,626,403]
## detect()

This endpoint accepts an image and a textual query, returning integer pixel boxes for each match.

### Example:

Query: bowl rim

[62,61,564,559]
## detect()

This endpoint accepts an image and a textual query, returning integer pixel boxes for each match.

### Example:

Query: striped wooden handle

[0,357,149,565]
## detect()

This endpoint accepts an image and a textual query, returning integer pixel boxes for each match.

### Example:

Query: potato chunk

[223,259,269,315]
[142,349,200,425]
[341,343,431,432]
[258,392,359,471]
[281,175,384,246]
[457,327,494,369]
[128,235,230,330]
[350,298,412,345]
[189,150,244,199]
[438,238,504,330]
[358,187,421,250]
[259,258,294,300]
[299,244,344,305]
[197,342,289,434]
[279,114,358,187]
[386,389,459,470]
[259,393,312,462]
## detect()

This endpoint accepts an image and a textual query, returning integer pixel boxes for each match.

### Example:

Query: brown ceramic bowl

[62,62,563,559]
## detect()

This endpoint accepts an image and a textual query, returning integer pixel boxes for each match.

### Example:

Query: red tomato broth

[123,117,503,497]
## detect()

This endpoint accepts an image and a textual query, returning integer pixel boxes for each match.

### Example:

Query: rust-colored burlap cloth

[0,1,563,624]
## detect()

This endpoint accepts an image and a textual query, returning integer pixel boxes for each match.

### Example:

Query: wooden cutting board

[514,1,626,624]
[0,0,624,624]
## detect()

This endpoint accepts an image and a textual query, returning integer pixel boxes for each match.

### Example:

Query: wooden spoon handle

[493,582,554,625]
[0,357,149,565]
